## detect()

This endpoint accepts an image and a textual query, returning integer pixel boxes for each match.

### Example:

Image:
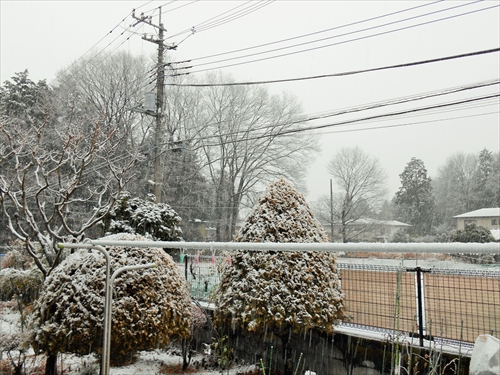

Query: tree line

[315,146,499,243]
[1,50,498,261]
[0,51,316,258]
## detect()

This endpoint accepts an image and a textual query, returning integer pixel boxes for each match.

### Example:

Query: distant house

[324,218,411,243]
[453,208,500,230]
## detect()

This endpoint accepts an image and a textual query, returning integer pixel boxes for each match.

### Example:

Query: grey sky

[1,0,499,202]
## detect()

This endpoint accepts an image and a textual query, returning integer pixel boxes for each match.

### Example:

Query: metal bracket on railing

[406,267,431,347]
[57,243,155,375]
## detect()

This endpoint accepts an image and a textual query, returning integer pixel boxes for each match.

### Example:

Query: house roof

[453,208,500,218]
[334,218,411,226]
[491,229,500,241]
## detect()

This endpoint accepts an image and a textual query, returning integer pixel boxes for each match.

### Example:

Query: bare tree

[0,114,136,279]
[194,73,318,241]
[433,152,478,226]
[54,50,153,148]
[327,146,387,243]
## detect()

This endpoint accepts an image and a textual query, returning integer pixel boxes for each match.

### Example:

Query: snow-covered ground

[1,305,256,375]
[2,255,497,374]
[61,350,257,375]
[0,312,258,375]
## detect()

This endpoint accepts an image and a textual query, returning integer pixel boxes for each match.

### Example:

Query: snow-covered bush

[450,223,496,243]
[30,233,192,364]
[100,192,183,241]
[0,242,43,303]
[215,178,345,372]
[0,267,42,303]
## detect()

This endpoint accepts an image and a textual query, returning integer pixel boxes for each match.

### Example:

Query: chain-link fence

[179,254,500,345]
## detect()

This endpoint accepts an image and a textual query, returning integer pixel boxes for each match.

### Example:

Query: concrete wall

[194,325,471,375]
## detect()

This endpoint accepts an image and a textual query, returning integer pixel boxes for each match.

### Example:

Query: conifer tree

[393,157,435,236]
[215,178,345,375]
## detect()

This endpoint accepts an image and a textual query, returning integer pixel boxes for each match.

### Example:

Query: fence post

[185,254,188,280]
[416,267,425,347]
[407,267,430,347]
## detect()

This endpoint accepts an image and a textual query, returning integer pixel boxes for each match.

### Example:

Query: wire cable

[171,0,445,63]
[318,110,499,136]
[189,93,499,148]
[167,0,274,39]
[167,48,500,86]
[174,3,499,75]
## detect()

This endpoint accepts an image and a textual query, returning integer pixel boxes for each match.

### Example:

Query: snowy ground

[2,255,497,373]
[61,350,257,375]
[0,306,257,375]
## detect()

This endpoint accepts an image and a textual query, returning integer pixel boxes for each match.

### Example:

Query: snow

[454,208,500,218]
[31,233,192,359]
[217,178,345,336]
[103,192,183,241]
[1,305,257,374]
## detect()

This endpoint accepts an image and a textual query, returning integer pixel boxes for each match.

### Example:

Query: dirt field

[183,256,500,344]
[340,269,500,343]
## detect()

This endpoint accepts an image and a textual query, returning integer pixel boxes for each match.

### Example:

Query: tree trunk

[280,336,294,375]
[181,338,192,370]
[45,352,58,375]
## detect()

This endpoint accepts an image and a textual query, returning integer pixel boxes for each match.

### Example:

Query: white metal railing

[58,240,499,363]
[82,240,499,254]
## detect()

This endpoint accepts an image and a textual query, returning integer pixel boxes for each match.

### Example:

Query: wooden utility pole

[330,179,334,242]
[132,8,176,203]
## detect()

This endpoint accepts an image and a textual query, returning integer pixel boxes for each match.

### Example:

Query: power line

[129,79,500,159]
[166,48,500,87]
[108,3,498,94]
[189,93,499,148]
[163,79,500,143]
[144,0,200,16]
[47,0,156,85]
[167,0,275,39]
[318,110,499,137]
[170,0,443,59]
[172,3,498,75]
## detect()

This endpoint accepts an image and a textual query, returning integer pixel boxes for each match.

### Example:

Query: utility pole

[132,8,176,203]
[330,179,334,242]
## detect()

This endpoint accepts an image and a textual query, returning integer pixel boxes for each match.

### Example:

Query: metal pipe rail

[61,240,500,254]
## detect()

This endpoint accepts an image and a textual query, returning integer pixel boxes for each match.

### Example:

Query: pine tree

[393,157,435,236]
[215,178,345,375]
[100,192,183,241]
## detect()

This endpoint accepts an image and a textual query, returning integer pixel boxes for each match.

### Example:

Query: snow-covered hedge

[215,178,345,338]
[100,192,183,241]
[30,233,192,362]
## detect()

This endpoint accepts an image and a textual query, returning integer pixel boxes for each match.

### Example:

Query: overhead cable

[166,49,500,86]
[169,0,443,55]
[173,4,499,75]
[190,93,500,148]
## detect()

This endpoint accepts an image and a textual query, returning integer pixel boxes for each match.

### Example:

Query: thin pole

[103,263,155,375]
[330,179,334,242]
[58,244,111,375]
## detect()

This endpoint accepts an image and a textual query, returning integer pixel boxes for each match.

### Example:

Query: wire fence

[178,254,500,345]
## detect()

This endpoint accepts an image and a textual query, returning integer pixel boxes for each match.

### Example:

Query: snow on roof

[491,229,500,241]
[341,218,411,226]
[453,208,500,218]
[383,220,412,227]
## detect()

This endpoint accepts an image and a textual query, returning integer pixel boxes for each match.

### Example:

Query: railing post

[408,266,429,347]
[416,267,425,347]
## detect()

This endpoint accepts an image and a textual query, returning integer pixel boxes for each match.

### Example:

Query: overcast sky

[1,0,499,203]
